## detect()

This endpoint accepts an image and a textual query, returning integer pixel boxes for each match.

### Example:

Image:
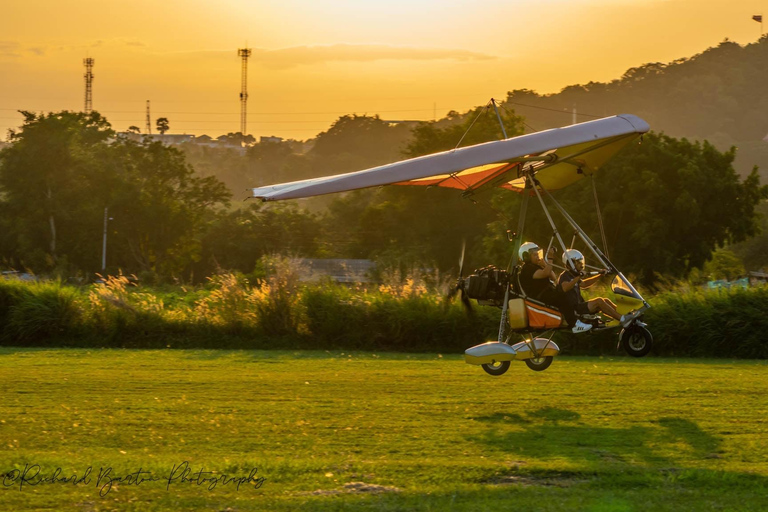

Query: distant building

[118,132,194,145]
[260,136,283,144]
[115,132,255,155]
[154,134,195,144]
[748,270,768,286]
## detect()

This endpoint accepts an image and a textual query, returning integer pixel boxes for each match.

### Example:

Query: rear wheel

[525,356,553,372]
[482,360,510,376]
[620,325,653,357]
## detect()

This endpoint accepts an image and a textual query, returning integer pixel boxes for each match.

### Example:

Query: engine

[463,265,510,304]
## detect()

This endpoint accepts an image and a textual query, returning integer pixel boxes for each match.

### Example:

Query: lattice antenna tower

[238,48,252,137]
[83,58,95,113]
[145,100,152,135]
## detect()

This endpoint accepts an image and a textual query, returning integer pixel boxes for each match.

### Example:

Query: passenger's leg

[587,298,621,321]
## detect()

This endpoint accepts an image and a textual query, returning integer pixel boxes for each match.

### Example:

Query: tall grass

[0,279,82,342]
[302,280,497,352]
[645,285,768,358]
[0,272,766,358]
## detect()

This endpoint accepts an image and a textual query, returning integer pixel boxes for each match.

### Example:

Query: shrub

[0,275,766,358]
[646,285,768,358]
[0,280,83,343]
[303,282,498,352]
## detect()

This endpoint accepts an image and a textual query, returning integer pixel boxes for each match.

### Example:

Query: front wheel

[525,356,553,372]
[620,325,653,357]
[482,360,510,376]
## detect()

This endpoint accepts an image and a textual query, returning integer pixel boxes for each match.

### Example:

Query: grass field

[1,348,767,511]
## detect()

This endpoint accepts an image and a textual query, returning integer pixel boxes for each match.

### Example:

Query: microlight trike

[251,108,653,375]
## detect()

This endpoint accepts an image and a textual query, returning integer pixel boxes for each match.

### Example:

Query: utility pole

[101,207,112,272]
[238,47,251,138]
[572,104,577,125]
[83,58,94,113]
[145,100,152,135]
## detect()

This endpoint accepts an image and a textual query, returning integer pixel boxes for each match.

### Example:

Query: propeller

[445,240,474,315]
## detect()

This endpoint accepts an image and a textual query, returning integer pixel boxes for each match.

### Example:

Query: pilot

[518,242,592,333]
[558,249,639,328]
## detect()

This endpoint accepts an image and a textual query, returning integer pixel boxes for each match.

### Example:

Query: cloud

[0,41,49,59]
[0,41,22,58]
[78,38,145,49]
[258,44,496,69]
[180,44,496,69]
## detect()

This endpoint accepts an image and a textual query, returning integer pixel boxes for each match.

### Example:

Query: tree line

[1,107,764,285]
[0,111,229,278]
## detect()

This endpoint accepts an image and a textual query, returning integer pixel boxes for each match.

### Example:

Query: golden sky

[0,0,765,141]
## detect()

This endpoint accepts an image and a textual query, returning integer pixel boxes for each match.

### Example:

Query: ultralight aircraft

[251,103,652,375]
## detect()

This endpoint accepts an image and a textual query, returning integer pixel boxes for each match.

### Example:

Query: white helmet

[562,249,585,272]
[519,241,540,263]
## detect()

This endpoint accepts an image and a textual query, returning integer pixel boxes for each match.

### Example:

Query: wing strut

[535,177,612,271]
[507,176,531,272]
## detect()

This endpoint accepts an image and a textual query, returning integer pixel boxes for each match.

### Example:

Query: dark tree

[156,117,169,135]
[0,111,114,271]
[0,111,230,276]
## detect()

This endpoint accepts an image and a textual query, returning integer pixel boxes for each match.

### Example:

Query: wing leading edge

[251,114,649,201]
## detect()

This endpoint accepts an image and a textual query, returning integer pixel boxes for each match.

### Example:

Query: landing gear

[620,324,653,357]
[482,360,511,376]
[525,356,553,371]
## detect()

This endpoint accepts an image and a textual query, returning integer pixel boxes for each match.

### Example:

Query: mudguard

[464,342,517,365]
[464,339,561,365]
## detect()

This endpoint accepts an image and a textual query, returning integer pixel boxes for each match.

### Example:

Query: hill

[501,37,768,181]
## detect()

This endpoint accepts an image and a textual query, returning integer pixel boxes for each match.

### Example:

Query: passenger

[518,242,593,333]
[558,249,639,328]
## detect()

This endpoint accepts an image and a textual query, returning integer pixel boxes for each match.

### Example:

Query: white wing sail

[251,114,649,201]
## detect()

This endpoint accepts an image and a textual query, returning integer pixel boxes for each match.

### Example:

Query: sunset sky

[1,0,765,141]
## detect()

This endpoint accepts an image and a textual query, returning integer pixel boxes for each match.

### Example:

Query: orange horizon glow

[1,0,765,141]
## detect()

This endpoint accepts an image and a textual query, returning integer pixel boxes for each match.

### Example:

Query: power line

[0,117,336,126]
[0,107,437,115]
[0,92,496,103]
[504,100,603,119]
[0,102,608,121]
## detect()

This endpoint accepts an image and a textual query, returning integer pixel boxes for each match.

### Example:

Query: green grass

[1,349,767,511]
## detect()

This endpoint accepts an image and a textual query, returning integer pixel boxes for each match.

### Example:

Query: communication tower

[238,48,252,137]
[83,58,95,113]
[145,100,152,135]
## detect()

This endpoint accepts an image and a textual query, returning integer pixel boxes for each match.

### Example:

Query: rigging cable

[500,103,538,134]
[590,173,610,259]
[453,101,491,151]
